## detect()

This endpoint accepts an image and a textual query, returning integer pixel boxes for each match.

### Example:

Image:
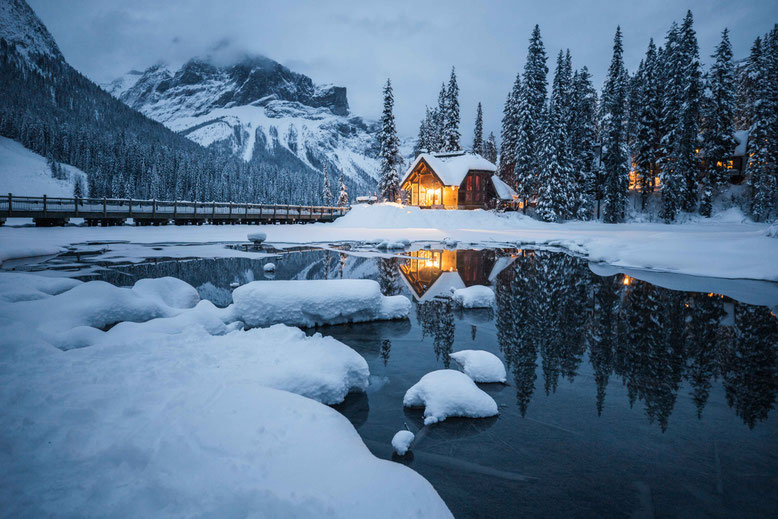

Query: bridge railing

[0,194,350,219]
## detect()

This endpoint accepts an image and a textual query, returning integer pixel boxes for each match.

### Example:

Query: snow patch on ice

[450,350,507,383]
[452,285,495,309]
[403,369,499,425]
[392,430,415,455]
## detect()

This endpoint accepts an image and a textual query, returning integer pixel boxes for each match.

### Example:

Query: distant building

[355,195,378,205]
[400,151,517,209]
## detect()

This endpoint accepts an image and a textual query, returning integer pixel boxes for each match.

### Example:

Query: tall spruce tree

[634,39,662,210]
[701,28,737,216]
[337,169,349,207]
[377,78,401,202]
[414,108,430,156]
[484,132,498,164]
[746,37,775,221]
[601,26,629,223]
[322,163,333,205]
[443,67,461,151]
[678,11,703,213]
[571,66,599,219]
[514,24,548,210]
[499,73,521,185]
[472,102,484,155]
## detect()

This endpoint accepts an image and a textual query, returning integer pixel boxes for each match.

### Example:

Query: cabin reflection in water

[398,249,516,301]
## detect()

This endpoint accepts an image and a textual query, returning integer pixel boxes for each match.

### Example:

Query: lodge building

[400,151,518,209]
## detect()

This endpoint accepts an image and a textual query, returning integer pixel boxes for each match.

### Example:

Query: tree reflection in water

[492,250,778,430]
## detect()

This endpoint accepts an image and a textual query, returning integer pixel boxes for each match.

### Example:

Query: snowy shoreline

[2,204,776,281]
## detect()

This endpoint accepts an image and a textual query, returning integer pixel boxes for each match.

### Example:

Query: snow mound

[450,350,507,383]
[131,276,200,309]
[0,273,82,302]
[263,262,276,271]
[452,285,495,309]
[232,279,411,328]
[377,238,411,250]
[403,369,499,425]
[248,232,267,243]
[392,430,415,455]
[767,223,778,238]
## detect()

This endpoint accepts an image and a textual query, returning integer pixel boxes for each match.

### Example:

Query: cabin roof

[491,175,517,201]
[401,151,497,187]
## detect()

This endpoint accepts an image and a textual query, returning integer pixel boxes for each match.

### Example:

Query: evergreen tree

[634,39,662,209]
[601,26,629,223]
[72,175,84,198]
[433,83,448,152]
[701,28,736,202]
[570,66,599,218]
[499,73,521,185]
[745,37,775,221]
[514,25,548,209]
[377,79,401,202]
[472,102,484,155]
[337,169,349,206]
[322,163,333,205]
[484,132,498,164]
[414,107,432,156]
[443,67,461,151]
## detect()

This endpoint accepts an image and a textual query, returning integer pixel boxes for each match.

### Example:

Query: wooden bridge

[0,194,350,227]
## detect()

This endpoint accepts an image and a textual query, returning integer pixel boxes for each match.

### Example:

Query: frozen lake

[6,242,778,517]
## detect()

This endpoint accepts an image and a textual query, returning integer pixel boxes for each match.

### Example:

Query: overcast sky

[28,0,778,140]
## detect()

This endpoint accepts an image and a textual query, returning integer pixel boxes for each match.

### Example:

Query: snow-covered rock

[403,370,499,425]
[232,279,411,328]
[263,262,276,272]
[248,232,267,243]
[131,276,201,310]
[452,285,496,309]
[450,350,507,383]
[392,430,415,456]
[443,237,458,248]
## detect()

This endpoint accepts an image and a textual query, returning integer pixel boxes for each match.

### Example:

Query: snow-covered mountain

[0,0,63,68]
[104,56,381,187]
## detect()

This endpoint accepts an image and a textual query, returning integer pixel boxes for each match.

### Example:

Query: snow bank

[403,369,499,425]
[248,231,267,243]
[767,223,778,238]
[452,285,495,308]
[232,279,411,328]
[0,272,82,302]
[131,276,201,309]
[450,350,507,383]
[392,430,415,455]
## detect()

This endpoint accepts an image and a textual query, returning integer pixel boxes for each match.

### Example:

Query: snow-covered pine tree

[499,73,521,185]
[514,24,548,210]
[634,39,662,210]
[414,111,429,156]
[322,163,333,205]
[701,28,737,215]
[678,11,703,214]
[337,169,349,207]
[659,22,684,221]
[433,83,448,152]
[484,132,498,164]
[745,37,775,221]
[377,79,401,202]
[472,102,484,155]
[72,176,84,198]
[443,67,461,152]
[601,26,629,223]
[571,66,598,219]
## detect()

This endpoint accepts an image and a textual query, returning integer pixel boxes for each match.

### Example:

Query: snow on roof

[491,175,517,201]
[734,130,749,157]
[401,152,497,187]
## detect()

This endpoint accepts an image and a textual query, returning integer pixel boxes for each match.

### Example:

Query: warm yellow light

[623,275,631,285]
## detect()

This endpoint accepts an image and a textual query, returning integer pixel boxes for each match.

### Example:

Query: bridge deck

[0,195,349,226]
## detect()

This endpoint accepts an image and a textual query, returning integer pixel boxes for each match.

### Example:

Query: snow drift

[403,369,499,425]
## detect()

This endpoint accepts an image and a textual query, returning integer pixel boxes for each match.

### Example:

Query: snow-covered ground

[0,136,88,197]
[1,204,776,281]
[0,273,452,517]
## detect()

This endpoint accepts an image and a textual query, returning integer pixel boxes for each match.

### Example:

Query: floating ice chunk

[403,369,498,425]
[376,238,411,250]
[452,285,495,309]
[443,237,457,248]
[263,262,276,272]
[450,350,507,383]
[247,232,266,243]
[392,430,415,455]
[232,279,411,328]
[132,276,200,310]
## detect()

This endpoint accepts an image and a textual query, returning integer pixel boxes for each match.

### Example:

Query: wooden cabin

[400,151,517,209]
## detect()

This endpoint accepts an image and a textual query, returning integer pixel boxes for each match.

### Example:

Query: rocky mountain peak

[0,0,63,65]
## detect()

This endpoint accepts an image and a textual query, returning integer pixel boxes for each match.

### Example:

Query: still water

[10,245,778,518]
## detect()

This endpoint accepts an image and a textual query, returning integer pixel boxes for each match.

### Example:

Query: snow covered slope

[0,136,87,197]
[104,56,381,187]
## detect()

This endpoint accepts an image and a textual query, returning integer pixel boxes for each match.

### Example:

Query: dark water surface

[10,245,778,518]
